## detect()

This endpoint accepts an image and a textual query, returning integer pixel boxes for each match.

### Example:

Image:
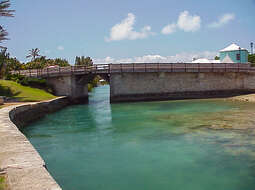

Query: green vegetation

[0,48,9,78]
[214,56,220,60]
[88,75,108,92]
[88,83,93,92]
[248,54,255,64]
[75,56,93,66]
[6,74,52,92]
[0,176,6,190]
[26,48,40,61]
[25,56,70,69]
[0,0,15,47]
[0,48,71,79]
[0,80,56,102]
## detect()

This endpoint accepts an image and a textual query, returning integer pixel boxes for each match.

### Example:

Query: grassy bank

[0,80,56,102]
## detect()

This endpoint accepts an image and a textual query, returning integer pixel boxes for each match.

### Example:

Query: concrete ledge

[0,97,70,190]
[110,90,255,103]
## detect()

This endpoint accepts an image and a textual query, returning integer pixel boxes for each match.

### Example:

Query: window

[236,54,240,60]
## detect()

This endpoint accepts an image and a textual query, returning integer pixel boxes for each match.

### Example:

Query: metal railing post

[133,63,135,72]
[145,63,147,72]
[120,64,122,73]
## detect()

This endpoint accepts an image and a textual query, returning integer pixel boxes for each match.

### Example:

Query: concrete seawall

[0,97,70,190]
[110,72,255,102]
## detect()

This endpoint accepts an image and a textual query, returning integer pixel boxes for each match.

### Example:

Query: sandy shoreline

[229,93,255,103]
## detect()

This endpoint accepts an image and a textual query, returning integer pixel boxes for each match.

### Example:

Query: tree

[248,54,255,64]
[0,26,8,48]
[54,58,69,67]
[0,47,9,78]
[0,0,14,17]
[214,56,220,60]
[0,0,14,46]
[6,57,23,71]
[75,56,93,66]
[26,48,41,61]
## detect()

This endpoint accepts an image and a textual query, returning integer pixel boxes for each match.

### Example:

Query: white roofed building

[220,43,248,63]
[192,43,249,64]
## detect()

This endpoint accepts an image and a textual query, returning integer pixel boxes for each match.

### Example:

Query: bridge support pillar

[47,75,89,103]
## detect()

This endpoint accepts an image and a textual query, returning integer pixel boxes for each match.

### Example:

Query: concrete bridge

[12,63,255,103]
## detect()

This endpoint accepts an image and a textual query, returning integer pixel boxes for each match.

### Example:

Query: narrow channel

[23,85,255,190]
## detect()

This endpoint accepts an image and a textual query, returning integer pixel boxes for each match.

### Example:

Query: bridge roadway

[11,63,255,103]
[12,63,255,78]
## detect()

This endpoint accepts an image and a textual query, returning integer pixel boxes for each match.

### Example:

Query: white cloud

[177,11,201,32]
[93,51,217,64]
[57,46,64,51]
[161,23,177,35]
[106,13,154,41]
[162,11,201,35]
[208,13,235,28]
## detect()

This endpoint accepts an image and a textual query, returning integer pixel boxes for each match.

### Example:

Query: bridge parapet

[11,63,254,78]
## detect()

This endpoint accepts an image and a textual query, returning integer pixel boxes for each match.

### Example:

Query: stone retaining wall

[0,97,70,190]
[110,72,255,102]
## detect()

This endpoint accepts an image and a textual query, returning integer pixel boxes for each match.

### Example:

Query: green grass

[0,176,6,190]
[0,80,56,102]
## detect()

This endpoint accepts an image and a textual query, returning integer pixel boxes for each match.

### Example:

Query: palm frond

[0,0,14,17]
[0,27,8,43]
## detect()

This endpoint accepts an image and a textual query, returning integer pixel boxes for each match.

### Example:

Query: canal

[23,85,255,190]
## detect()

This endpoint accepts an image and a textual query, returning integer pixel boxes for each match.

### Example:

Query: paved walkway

[0,102,62,190]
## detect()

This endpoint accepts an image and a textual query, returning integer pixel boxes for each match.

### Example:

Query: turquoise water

[23,85,255,190]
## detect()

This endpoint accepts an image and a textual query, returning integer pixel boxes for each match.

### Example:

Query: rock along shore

[0,97,70,190]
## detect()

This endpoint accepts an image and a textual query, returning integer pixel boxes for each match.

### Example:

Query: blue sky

[1,0,255,64]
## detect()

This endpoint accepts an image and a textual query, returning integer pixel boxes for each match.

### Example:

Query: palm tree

[0,26,8,48]
[0,0,14,46]
[26,48,41,61]
[0,47,9,78]
[0,0,14,17]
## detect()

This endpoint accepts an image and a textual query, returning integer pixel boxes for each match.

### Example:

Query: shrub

[88,83,93,92]
[6,74,53,93]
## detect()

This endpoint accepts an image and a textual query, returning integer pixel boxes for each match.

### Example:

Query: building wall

[220,50,248,63]
[110,72,255,102]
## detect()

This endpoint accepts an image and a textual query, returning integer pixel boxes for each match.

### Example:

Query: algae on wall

[0,176,7,190]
